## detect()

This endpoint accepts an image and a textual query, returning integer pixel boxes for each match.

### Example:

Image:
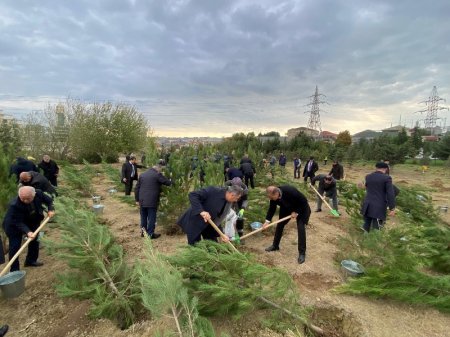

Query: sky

[1,0,449,137]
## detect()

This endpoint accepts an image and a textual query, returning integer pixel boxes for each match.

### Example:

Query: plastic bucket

[0,270,26,299]
[92,204,104,215]
[250,222,262,231]
[341,260,364,278]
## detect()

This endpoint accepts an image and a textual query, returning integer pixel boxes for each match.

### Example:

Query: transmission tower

[416,86,449,135]
[304,85,328,133]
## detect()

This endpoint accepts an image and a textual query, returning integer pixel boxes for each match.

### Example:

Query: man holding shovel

[2,186,55,271]
[263,185,311,264]
[311,174,339,214]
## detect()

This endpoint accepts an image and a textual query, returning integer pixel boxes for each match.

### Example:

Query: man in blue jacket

[2,186,55,271]
[135,163,172,239]
[177,185,243,245]
[361,162,396,232]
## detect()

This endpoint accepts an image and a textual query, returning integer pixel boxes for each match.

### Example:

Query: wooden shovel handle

[309,183,334,211]
[0,216,51,277]
[207,218,239,253]
[239,215,292,240]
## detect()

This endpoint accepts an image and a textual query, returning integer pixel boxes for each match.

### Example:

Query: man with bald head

[19,171,57,197]
[263,185,311,264]
[2,186,55,271]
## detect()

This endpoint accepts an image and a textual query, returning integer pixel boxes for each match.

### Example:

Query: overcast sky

[1,0,449,137]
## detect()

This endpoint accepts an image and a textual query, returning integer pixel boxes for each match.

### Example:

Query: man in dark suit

[226,167,244,180]
[303,156,319,183]
[121,155,139,195]
[10,157,38,182]
[240,159,256,189]
[177,185,243,245]
[361,162,396,232]
[3,186,55,271]
[263,185,311,264]
[19,171,57,197]
[135,163,172,238]
[329,160,344,180]
[38,155,59,186]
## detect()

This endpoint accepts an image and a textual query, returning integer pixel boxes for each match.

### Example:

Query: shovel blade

[331,210,340,217]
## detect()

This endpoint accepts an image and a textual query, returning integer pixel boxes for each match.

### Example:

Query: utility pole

[416,86,449,135]
[305,86,328,133]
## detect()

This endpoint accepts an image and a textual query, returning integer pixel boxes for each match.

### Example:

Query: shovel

[0,216,51,277]
[309,183,340,217]
[207,218,240,253]
[239,215,292,240]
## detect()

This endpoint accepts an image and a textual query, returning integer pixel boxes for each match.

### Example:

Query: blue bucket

[250,222,263,231]
[340,260,364,277]
[0,270,26,298]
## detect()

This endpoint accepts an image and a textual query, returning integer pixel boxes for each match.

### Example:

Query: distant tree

[0,119,22,153]
[335,131,352,147]
[395,128,408,145]
[434,135,450,160]
[261,131,280,137]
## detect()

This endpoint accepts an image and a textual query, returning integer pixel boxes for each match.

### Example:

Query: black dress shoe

[315,209,322,212]
[0,324,9,337]
[24,261,44,267]
[150,233,161,239]
[265,245,279,252]
[298,254,306,264]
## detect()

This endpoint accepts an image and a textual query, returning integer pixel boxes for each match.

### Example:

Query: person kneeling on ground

[263,185,311,264]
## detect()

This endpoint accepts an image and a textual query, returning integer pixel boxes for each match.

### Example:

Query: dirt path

[1,164,449,337]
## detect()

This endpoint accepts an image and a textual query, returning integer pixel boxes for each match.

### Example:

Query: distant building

[422,135,440,142]
[381,125,411,137]
[287,127,320,140]
[351,129,381,143]
[319,130,338,143]
[0,111,16,125]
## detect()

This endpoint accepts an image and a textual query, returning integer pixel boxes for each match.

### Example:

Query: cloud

[0,0,449,136]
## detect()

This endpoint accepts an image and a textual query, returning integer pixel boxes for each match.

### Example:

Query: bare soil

[1,163,449,337]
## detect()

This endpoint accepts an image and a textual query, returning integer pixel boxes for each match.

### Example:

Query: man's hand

[135,201,140,206]
[47,211,55,218]
[27,232,36,239]
[200,211,211,222]
[262,220,270,229]
[291,212,298,219]
[388,209,396,217]
[122,178,127,183]
[221,235,230,243]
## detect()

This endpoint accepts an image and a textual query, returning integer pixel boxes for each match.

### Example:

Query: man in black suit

[135,163,172,238]
[121,155,139,195]
[329,160,344,180]
[19,171,57,197]
[263,185,311,264]
[361,162,396,232]
[240,159,256,189]
[303,156,319,183]
[38,155,59,186]
[3,186,55,271]
[177,185,243,245]
[10,157,38,182]
[311,174,338,212]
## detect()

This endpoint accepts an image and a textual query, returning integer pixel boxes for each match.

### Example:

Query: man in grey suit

[177,185,243,245]
[361,162,396,232]
[135,162,172,238]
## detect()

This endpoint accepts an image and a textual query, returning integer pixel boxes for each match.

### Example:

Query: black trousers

[303,172,315,182]
[188,224,219,245]
[244,174,255,189]
[294,166,301,178]
[124,180,134,195]
[272,210,310,255]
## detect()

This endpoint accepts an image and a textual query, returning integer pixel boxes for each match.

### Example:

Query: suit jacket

[265,185,311,224]
[227,167,243,180]
[329,163,344,180]
[177,187,229,242]
[303,160,318,177]
[361,171,395,220]
[311,174,337,197]
[10,157,39,181]
[135,168,172,208]
[20,171,57,195]
[3,189,54,236]
[38,160,59,180]
[121,161,139,182]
